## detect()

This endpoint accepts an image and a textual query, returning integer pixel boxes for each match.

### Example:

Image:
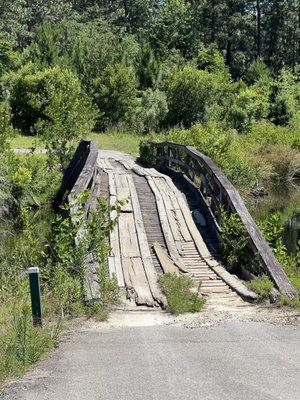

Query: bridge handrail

[149,140,297,298]
[54,140,99,207]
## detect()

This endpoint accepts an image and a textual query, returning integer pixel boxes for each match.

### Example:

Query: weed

[159,273,204,315]
[247,275,274,301]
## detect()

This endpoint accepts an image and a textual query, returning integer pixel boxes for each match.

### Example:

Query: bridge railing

[54,140,99,207]
[149,141,297,298]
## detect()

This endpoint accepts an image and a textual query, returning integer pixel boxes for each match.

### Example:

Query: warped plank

[146,176,181,262]
[122,257,154,306]
[177,194,211,259]
[154,177,182,243]
[115,173,132,212]
[153,243,180,276]
[118,212,140,258]
[108,173,125,287]
[127,175,167,307]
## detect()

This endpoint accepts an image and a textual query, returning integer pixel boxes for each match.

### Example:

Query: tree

[27,19,117,88]
[92,63,139,129]
[0,0,74,49]
[164,65,232,127]
[0,40,19,76]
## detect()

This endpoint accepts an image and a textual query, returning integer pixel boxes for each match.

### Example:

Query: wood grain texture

[150,141,297,298]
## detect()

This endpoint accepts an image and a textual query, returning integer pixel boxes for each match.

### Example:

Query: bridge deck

[98,153,251,309]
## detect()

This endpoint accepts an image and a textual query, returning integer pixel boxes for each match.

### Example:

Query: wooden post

[28,266,42,327]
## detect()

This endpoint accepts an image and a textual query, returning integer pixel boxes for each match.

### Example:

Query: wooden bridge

[57,140,297,309]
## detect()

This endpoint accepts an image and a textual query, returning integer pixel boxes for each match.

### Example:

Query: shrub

[228,83,270,132]
[140,88,168,132]
[3,64,97,169]
[269,69,300,128]
[164,66,232,127]
[159,273,204,315]
[220,209,263,275]
[92,63,139,130]
[247,275,274,301]
[0,102,13,153]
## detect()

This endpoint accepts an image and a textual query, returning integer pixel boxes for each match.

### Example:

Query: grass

[159,273,205,315]
[9,135,43,149]
[10,132,146,156]
[247,275,274,301]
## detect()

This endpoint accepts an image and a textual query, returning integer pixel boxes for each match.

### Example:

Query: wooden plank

[115,173,132,212]
[84,253,100,302]
[127,175,167,307]
[108,173,125,288]
[146,175,181,262]
[118,212,140,258]
[176,193,211,259]
[154,178,182,243]
[108,256,117,278]
[122,257,155,306]
[153,242,184,275]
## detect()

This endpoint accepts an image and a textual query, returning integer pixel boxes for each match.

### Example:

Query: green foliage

[0,40,19,76]
[164,65,232,127]
[140,89,168,132]
[247,275,274,301]
[244,59,271,85]
[159,273,204,315]
[228,83,270,132]
[3,64,97,168]
[138,139,157,165]
[220,208,262,275]
[269,69,300,128]
[0,301,58,384]
[194,45,227,74]
[0,102,13,153]
[92,63,139,130]
[29,19,116,88]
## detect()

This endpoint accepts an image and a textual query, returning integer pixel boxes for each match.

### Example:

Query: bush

[159,273,204,315]
[247,275,274,301]
[228,83,270,132]
[0,102,13,153]
[140,88,168,132]
[92,63,139,130]
[3,64,97,168]
[164,66,232,127]
[220,209,263,275]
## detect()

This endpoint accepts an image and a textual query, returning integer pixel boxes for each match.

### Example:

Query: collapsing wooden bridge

[57,140,297,309]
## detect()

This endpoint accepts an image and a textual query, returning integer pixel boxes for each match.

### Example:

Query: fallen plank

[153,242,188,275]
[122,257,155,306]
[204,258,258,301]
[108,256,117,278]
[127,175,167,307]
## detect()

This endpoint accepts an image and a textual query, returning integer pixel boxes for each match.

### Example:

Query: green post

[28,266,42,327]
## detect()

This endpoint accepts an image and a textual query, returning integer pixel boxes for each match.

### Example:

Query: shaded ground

[2,311,300,400]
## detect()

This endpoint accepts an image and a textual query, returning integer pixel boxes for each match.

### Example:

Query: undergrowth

[0,156,121,386]
[159,273,204,315]
[247,275,274,301]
